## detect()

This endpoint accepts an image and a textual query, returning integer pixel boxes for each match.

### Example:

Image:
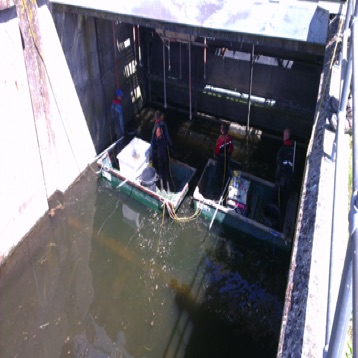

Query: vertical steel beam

[326,1,358,357]
[351,10,358,357]
[132,25,137,65]
[326,2,353,349]
[168,41,171,72]
[137,25,142,67]
[163,40,167,108]
[189,39,192,120]
[146,33,152,102]
[246,44,254,132]
[179,43,182,79]
[204,37,207,80]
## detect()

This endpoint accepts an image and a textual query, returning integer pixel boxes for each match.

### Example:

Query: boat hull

[193,158,294,251]
[97,138,196,213]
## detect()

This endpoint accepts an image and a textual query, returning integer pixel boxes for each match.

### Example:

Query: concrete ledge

[278,13,349,357]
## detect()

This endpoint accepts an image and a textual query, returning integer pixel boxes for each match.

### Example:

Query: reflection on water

[0,166,289,358]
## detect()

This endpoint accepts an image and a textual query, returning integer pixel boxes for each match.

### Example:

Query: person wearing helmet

[150,111,172,193]
[111,88,124,140]
[215,122,233,190]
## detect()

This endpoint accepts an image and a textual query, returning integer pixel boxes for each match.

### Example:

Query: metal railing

[325,0,357,357]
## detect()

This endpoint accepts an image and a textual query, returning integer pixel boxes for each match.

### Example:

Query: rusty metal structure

[51,0,330,141]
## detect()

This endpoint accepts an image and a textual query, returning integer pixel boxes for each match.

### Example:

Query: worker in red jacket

[215,122,234,189]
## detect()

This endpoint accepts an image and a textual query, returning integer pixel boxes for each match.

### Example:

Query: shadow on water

[0,166,290,358]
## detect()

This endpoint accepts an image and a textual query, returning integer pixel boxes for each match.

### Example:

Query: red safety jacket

[215,134,233,157]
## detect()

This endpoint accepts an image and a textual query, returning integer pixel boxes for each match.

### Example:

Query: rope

[161,199,202,223]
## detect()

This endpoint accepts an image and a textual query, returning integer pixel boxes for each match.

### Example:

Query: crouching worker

[150,111,172,193]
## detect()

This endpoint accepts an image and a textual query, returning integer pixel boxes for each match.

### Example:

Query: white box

[117,137,150,180]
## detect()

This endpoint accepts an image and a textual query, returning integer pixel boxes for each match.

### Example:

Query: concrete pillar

[0,6,49,260]
[0,2,96,263]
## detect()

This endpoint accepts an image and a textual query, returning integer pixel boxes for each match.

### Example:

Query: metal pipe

[132,25,137,65]
[325,5,354,347]
[353,224,358,358]
[326,234,353,358]
[327,3,358,357]
[168,41,171,72]
[112,21,119,88]
[246,44,254,132]
[179,43,182,79]
[163,40,167,108]
[189,40,192,120]
[137,25,142,66]
[146,34,152,102]
[204,37,207,80]
[351,11,358,357]
[330,35,353,162]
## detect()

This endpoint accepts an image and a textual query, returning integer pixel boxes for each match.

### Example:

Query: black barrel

[141,167,157,192]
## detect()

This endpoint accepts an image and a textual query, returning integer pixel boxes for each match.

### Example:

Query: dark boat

[193,158,297,251]
[97,137,197,215]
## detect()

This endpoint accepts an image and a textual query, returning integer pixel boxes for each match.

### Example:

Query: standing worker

[111,88,124,140]
[150,111,172,193]
[215,122,234,189]
[275,128,296,229]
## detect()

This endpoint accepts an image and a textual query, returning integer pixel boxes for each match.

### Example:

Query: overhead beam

[50,0,329,57]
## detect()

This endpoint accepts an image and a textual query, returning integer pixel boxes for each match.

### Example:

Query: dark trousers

[217,154,230,190]
[275,184,291,230]
[155,154,169,185]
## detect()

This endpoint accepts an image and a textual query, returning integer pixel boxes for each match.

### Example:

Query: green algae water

[0,168,289,358]
[0,111,300,357]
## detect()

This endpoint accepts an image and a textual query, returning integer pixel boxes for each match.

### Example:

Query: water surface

[0,166,289,358]
[0,113,296,357]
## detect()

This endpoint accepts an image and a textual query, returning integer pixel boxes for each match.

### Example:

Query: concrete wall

[0,2,96,263]
[144,29,323,140]
[51,8,146,153]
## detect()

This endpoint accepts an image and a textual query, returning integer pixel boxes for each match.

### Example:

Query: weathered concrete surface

[0,6,49,261]
[50,7,145,153]
[278,12,350,357]
[0,2,96,263]
[51,0,329,48]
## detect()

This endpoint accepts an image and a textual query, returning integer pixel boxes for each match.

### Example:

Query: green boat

[193,158,297,251]
[97,137,197,214]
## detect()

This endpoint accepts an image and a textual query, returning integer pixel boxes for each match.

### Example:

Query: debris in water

[150,321,154,326]
[39,322,50,330]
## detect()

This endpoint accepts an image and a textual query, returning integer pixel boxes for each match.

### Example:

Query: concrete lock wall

[0,2,96,263]
[51,7,145,153]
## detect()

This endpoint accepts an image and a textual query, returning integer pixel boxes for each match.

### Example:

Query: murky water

[0,112,300,358]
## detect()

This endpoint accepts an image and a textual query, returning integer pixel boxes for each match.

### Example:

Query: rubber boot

[166,181,171,194]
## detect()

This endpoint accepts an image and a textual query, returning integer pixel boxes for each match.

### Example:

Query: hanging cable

[112,21,119,88]
[161,199,202,223]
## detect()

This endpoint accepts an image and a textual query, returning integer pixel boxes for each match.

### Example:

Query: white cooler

[117,137,150,181]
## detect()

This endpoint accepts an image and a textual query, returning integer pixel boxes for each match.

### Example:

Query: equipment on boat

[141,166,158,192]
[226,172,251,216]
[209,177,230,230]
